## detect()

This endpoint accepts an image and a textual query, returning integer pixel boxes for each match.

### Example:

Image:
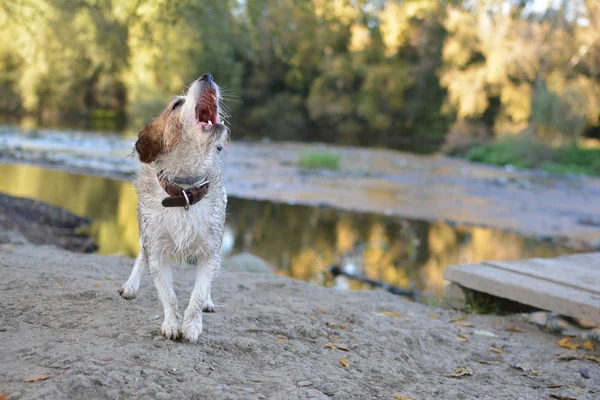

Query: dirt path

[1,243,598,399]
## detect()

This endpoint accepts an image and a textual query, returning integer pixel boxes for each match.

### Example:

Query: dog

[119,73,228,343]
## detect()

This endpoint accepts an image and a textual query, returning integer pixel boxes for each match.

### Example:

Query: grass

[463,136,600,176]
[298,150,340,170]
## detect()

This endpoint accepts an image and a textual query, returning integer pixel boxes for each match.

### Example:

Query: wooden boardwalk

[443,252,600,324]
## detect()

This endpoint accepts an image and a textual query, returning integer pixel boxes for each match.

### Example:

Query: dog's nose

[199,73,213,82]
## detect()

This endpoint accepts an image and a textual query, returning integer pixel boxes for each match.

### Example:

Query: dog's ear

[135,122,163,164]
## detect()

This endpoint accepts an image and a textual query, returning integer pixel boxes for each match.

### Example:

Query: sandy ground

[0,243,598,400]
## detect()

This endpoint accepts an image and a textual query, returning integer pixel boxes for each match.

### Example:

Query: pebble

[155,392,171,400]
[297,381,312,387]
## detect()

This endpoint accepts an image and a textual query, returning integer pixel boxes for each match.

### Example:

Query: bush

[298,151,340,170]
[463,137,600,176]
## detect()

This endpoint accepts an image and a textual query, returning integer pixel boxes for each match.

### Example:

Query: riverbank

[2,130,600,250]
[0,193,96,253]
[1,242,599,399]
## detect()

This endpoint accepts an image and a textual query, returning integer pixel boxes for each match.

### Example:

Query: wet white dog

[119,73,228,343]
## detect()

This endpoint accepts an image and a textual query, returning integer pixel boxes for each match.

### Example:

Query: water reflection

[0,164,576,295]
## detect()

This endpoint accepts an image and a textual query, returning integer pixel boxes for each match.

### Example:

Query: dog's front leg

[119,245,146,299]
[182,254,219,343]
[148,251,181,340]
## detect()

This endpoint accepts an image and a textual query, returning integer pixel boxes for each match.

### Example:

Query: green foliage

[465,137,600,176]
[298,151,340,170]
[1,0,600,152]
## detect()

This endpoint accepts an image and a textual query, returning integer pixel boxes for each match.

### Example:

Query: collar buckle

[181,189,190,211]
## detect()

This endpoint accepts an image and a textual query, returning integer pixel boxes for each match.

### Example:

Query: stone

[223,253,274,274]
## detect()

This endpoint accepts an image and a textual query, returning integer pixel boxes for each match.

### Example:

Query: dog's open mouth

[195,90,220,127]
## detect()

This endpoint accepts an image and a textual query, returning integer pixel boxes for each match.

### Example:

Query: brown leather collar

[158,176,210,210]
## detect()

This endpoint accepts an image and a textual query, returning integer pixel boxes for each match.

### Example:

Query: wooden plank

[443,253,600,324]
[483,252,600,295]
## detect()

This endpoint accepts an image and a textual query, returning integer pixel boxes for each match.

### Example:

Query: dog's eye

[172,99,184,111]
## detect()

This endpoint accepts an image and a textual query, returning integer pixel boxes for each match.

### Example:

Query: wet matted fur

[119,74,229,343]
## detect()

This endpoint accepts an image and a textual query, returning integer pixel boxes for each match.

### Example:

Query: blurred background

[1,0,600,296]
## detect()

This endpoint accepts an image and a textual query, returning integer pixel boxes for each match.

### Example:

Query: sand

[0,243,598,400]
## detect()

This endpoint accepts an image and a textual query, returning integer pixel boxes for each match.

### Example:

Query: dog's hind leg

[119,246,146,300]
[182,254,220,343]
[202,285,215,313]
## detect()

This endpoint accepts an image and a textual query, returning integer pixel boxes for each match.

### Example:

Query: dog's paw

[182,317,203,343]
[202,299,215,313]
[161,319,182,340]
[118,284,137,300]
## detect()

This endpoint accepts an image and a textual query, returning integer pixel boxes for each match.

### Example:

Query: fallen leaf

[506,327,524,333]
[275,339,285,343]
[393,323,402,328]
[329,333,340,341]
[490,347,503,354]
[393,394,418,400]
[549,395,576,400]
[474,330,497,337]
[582,354,600,363]
[340,357,349,368]
[56,281,64,286]
[95,333,111,337]
[582,341,595,350]
[455,334,469,342]
[325,343,349,352]
[277,334,287,339]
[100,357,113,361]
[578,368,591,379]
[308,315,317,321]
[508,361,538,375]
[104,275,116,281]
[546,385,562,389]
[316,309,328,314]
[567,385,586,393]
[472,352,500,365]
[338,323,348,329]
[454,321,474,328]
[26,374,51,382]
[446,367,472,378]
[448,316,468,323]
[558,337,579,350]
[428,313,440,319]
[0,393,8,400]
[93,283,102,287]
[557,351,580,361]
[326,322,336,327]
[378,311,403,318]
[477,360,501,365]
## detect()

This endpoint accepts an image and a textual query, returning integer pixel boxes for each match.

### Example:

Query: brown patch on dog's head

[135,98,184,164]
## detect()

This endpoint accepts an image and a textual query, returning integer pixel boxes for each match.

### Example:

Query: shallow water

[0,163,577,296]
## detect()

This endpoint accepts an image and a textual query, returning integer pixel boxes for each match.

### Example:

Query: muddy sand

[0,243,598,400]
